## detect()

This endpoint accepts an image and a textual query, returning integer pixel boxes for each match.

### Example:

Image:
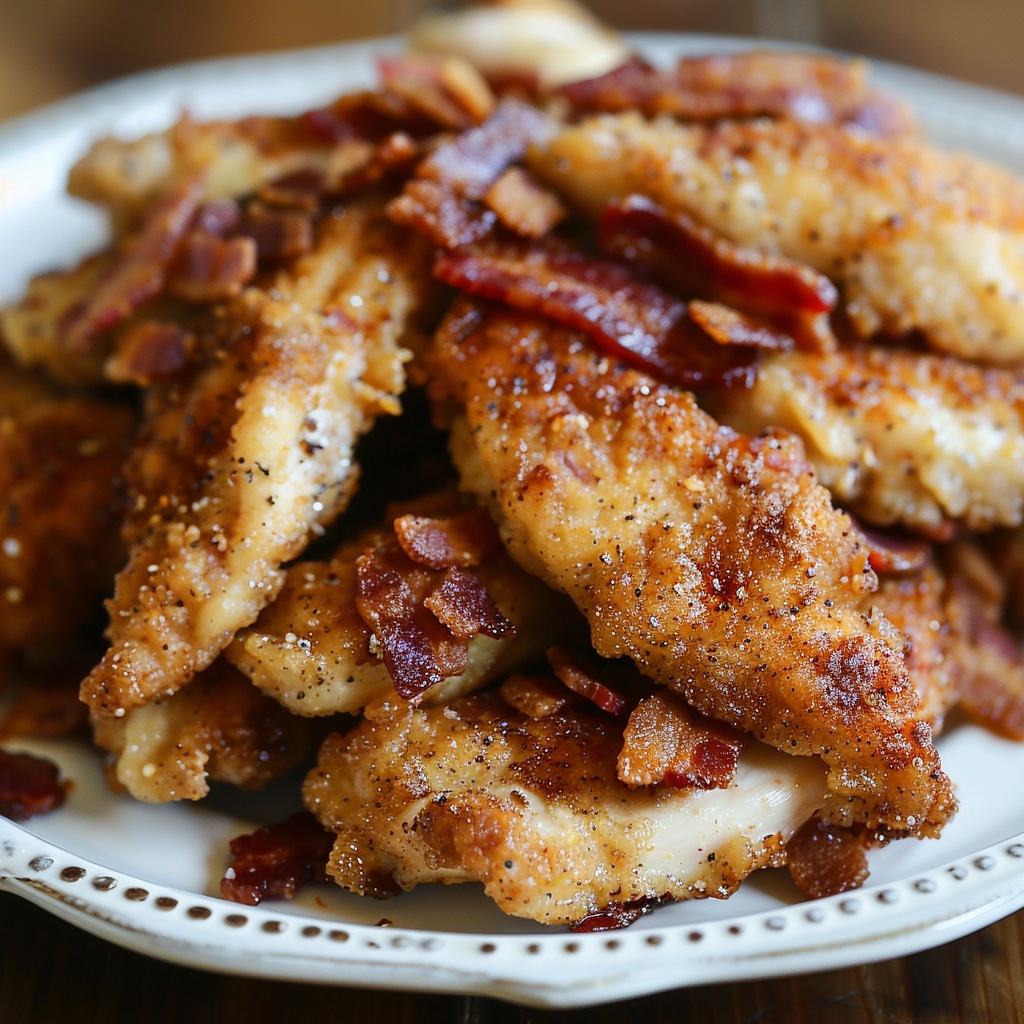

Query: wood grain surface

[2,890,1022,1023]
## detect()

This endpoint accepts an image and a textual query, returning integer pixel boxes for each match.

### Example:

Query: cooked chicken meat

[529,113,1024,363]
[304,693,826,925]
[706,345,1024,537]
[427,301,954,837]
[81,197,433,718]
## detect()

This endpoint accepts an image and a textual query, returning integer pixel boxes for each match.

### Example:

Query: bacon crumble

[546,646,629,717]
[0,749,68,821]
[104,320,197,386]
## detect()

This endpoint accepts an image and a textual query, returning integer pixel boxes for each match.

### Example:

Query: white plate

[5,33,1024,1009]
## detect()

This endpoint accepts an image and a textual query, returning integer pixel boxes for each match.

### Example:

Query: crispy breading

[529,113,1024,363]
[304,693,826,925]
[227,493,580,715]
[706,345,1024,537]
[91,660,320,802]
[427,301,954,836]
[81,197,434,718]
[0,355,135,666]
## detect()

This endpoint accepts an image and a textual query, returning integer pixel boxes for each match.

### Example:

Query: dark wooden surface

[3,890,1023,1023]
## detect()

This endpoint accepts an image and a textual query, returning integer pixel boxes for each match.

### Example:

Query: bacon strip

[166,232,257,303]
[599,195,836,352]
[617,691,745,789]
[424,566,517,640]
[434,240,760,389]
[60,174,206,353]
[394,507,500,569]
[547,646,628,717]
[0,749,67,821]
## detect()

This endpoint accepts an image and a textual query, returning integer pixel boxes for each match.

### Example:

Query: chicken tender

[82,198,433,718]
[304,693,826,925]
[529,113,1024,363]
[427,301,954,837]
[707,346,1024,537]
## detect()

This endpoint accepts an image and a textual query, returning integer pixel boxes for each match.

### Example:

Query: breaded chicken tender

[706,345,1024,537]
[304,693,826,925]
[427,301,954,837]
[81,198,433,718]
[529,113,1024,363]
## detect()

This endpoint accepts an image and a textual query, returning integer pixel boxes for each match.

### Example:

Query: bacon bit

[0,685,87,740]
[499,673,575,718]
[166,232,257,304]
[424,566,517,640]
[60,173,206,353]
[389,179,497,249]
[434,239,758,390]
[301,89,445,145]
[484,166,567,239]
[220,811,334,906]
[258,169,326,211]
[599,195,836,353]
[0,749,67,820]
[786,817,870,899]
[356,542,470,702]
[393,507,499,569]
[617,691,744,789]
[333,132,420,195]
[104,320,196,386]
[547,646,628,717]
[195,199,242,237]
[571,898,661,932]
[688,300,794,351]
[238,205,314,263]
[859,526,932,577]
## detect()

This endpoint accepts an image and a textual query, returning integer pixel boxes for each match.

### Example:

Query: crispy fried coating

[82,198,434,718]
[304,693,826,925]
[427,301,954,836]
[707,346,1024,537]
[529,113,1024,363]
[91,660,319,802]
[227,493,579,714]
[0,355,135,665]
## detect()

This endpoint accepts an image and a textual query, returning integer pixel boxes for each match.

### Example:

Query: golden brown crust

[427,301,954,836]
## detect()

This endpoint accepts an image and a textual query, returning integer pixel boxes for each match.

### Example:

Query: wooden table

[3,890,1021,1023]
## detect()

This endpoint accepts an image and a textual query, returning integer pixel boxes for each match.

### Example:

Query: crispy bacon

[220,811,333,906]
[570,898,661,932]
[423,566,517,640]
[560,52,913,138]
[483,166,566,238]
[786,816,871,899]
[333,132,420,194]
[598,195,836,352]
[687,300,794,352]
[0,749,67,821]
[60,174,206,353]
[238,205,314,263]
[195,199,242,236]
[860,526,932,577]
[433,239,760,389]
[393,507,499,569]
[257,169,326,211]
[498,673,576,719]
[617,691,745,789]
[166,233,257,303]
[104,320,196,386]
[547,646,628,716]
[389,179,497,249]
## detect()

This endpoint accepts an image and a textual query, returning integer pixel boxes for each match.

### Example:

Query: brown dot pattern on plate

[688,931,703,942]
[840,899,861,914]
[328,930,349,942]
[262,921,284,934]
[225,914,247,927]
[948,865,968,880]
[563,943,579,954]
[605,939,621,951]
[914,879,937,894]
[92,876,116,891]
[124,887,148,901]
[302,926,321,938]
[526,944,540,955]
[765,916,786,931]
[60,867,85,882]
[878,889,900,904]
[155,897,178,910]
[645,935,663,946]
[28,856,53,871]
[806,908,825,923]
[728,925,742,935]
[976,856,996,871]
[187,906,211,920]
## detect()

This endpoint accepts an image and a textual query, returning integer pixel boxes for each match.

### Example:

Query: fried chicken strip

[227,493,579,714]
[706,346,1024,537]
[427,301,954,837]
[529,114,1024,363]
[82,198,433,718]
[304,693,826,925]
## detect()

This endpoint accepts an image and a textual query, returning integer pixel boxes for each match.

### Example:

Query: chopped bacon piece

[195,199,242,237]
[104,320,196,386]
[786,816,870,899]
[570,897,662,932]
[60,173,206,353]
[617,691,745,789]
[484,166,567,239]
[356,542,470,701]
[499,673,575,719]
[0,749,67,820]
[434,239,759,390]
[547,646,628,716]
[424,566,517,640]
[166,233,257,304]
[378,53,495,125]
[389,179,497,249]
[333,132,420,195]
[220,811,334,906]
[0,684,87,740]
[599,195,837,352]
[860,526,932,577]
[393,507,499,569]
[238,206,314,263]
[257,169,326,211]
[688,300,794,352]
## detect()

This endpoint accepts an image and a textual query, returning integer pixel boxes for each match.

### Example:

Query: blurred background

[2,0,1024,122]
